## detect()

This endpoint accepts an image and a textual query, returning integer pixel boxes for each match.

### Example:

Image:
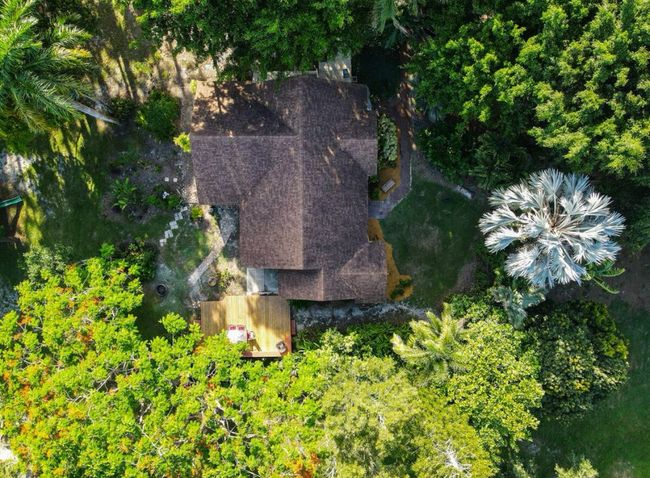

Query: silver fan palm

[479,169,625,289]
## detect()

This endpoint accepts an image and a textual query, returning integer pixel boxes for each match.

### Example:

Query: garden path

[368,57,467,219]
[186,208,238,302]
[368,73,414,219]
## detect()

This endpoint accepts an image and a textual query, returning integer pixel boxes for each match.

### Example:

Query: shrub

[352,46,401,100]
[390,277,412,299]
[108,96,137,121]
[112,239,158,282]
[209,269,233,291]
[111,178,138,211]
[173,132,191,152]
[530,301,629,417]
[368,175,381,199]
[296,321,411,358]
[377,114,398,169]
[109,148,139,173]
[146,185,183,210]
[23,245,71,282]
[136,90,179,140]
[190,205,202,221]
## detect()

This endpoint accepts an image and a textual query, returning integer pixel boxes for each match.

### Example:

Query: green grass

[135,225,211,339]
[0,121,203,337]
[528,301,650,477]
[380,178,485,307]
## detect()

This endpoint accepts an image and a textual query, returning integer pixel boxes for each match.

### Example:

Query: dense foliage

[377,114,398,169]
[132,0,373,78]
[447,319,543,460]
[0,257,325,476]
[411,0,650,247]
[135,89,179,140]
[0,0,93,139]
[320,354,494,478]
[530,301,629,417]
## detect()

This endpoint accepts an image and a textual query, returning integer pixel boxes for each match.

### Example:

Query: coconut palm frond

[0,0,110,132]
[481,169,624,289]
[392,304,466,385]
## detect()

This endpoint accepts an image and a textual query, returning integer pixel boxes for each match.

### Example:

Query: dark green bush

[115,239,158,282]
[529,301,629,418]
[352,46,401,100]
[296,321,411,358]
[377,114,398,170]
[146,185,182,210]
[109,97,138,122]
[368,175,381,199]
[109,148,140,173]
[136,90,179,140]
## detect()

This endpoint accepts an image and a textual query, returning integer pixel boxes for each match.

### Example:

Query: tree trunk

[70,100,118,125]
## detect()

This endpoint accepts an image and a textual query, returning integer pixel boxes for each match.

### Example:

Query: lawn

[380,178,485,308]
[0,120,208,337]
[527,301,650,478]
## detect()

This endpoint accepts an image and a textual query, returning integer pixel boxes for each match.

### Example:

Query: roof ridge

[297,74,306,269]
[192,134,298,139]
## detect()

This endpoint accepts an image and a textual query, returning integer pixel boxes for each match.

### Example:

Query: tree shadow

[89,0,152,100]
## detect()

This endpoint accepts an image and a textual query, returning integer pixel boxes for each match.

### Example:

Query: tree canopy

[0,0,95,138]
[132,0,373,78]
[411,0,650,206]
[0,257,324,476]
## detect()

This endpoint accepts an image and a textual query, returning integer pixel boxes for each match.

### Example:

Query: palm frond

[481,169,624,288]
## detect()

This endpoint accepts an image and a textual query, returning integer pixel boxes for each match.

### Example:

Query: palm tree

[491,285,545,329]
[0,0,115,137]
[392,303,466,385]
[479,169,625,289]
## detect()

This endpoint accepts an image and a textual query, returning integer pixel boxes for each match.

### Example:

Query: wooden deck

[200,296,292,357]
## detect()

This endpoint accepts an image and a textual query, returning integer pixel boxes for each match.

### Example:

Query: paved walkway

[368,61,415,219]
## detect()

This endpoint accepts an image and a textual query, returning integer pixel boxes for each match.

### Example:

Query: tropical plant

[320,355,494,478]
[479,169,625,289]
[491,285,545,329]
[0,0,114,138]
[173,132,191,152]
[371,0,429,46]
[410,0,650,248]
[582,260,625,294]
[111,178,138,211]
[392,303,466,385]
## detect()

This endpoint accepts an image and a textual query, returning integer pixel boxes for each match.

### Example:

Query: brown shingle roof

[191,76,386,302]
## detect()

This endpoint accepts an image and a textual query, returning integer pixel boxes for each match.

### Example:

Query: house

[191,76,387,303]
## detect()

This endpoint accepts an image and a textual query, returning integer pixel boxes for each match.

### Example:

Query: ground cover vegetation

[0,0,648,476]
